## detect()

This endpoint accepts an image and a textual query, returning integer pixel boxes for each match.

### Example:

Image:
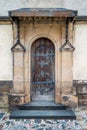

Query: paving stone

[37,128,44,130]
[0,108,87,130]
[35,119,41,123]
[46,128,52,130]
[46,120,54,124]
[0,113,5,119]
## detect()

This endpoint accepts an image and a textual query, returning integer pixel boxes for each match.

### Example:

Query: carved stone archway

[9,8,78,105]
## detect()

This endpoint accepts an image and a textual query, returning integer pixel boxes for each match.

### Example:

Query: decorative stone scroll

[62,94,78,108]
[9,94,26,105]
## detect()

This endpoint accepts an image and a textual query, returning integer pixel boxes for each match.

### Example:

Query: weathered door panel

[31,38,55,101]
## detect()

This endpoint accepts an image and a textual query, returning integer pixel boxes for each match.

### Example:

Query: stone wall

[74,80,87,106]
[9,18,75,104]
[0,81,13,110]
[0,22,13,109]
[0,12,87,106]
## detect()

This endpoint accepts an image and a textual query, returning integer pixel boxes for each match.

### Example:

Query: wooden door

[31,38,55,101]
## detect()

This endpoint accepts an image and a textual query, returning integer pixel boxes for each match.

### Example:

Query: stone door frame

[9,8,77,105]
[28,34,59,102]
[11,21,74,105]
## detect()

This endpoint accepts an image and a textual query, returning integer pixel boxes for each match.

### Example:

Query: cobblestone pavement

[0,107,87,130]
[75,107,87,130]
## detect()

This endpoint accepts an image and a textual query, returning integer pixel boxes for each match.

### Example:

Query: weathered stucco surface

[73,22,87,80]
[0,0,87,16]
[0,25,13,80]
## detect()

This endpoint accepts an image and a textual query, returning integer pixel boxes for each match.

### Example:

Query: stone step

[17,101,67,110]
[32,95,54,101]
[10,110,76,119]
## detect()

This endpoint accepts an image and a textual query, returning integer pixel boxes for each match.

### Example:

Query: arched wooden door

[31,38,55,101]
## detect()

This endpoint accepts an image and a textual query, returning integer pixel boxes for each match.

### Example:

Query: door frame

[28,34,59,103]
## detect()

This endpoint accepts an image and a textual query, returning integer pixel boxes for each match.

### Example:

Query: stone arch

[28,34,58,78]
[28,34,58,50]
[25,34,59,102]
